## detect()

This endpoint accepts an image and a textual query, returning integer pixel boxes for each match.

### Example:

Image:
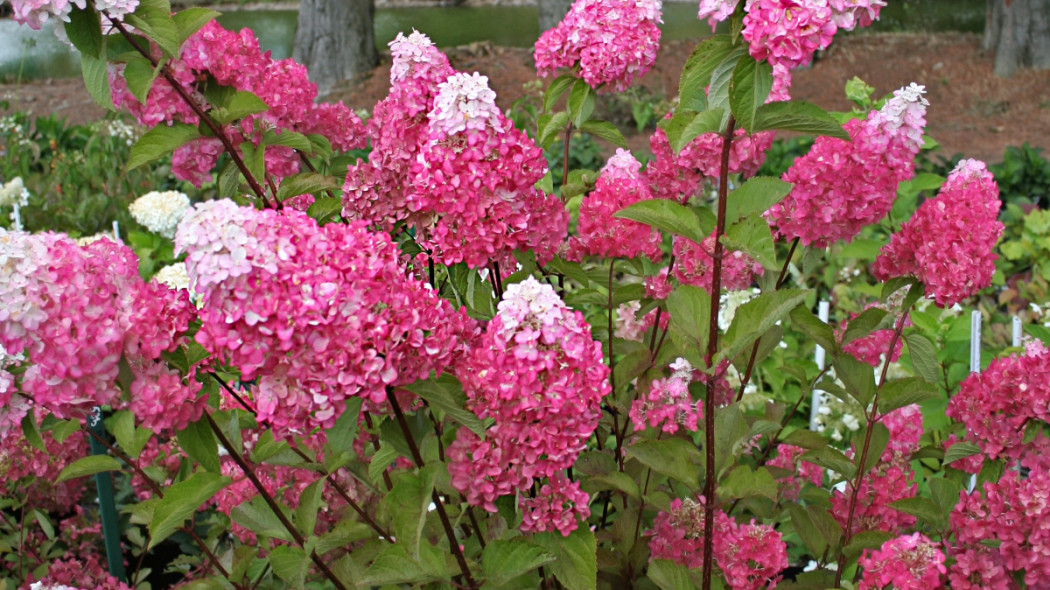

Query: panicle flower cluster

[448,278,609,533]
[533,0,662,92]
[111,21,364,186]
[405,73,568,268]
[767,84,928,248]
[697,0,740,29]
[0,229,194,427]
[648,496,788,589]
[673,233,763,293]
[342,31,454,229]
[829,0,886,30]
[647,118,775,203]
[28,556,133,590]
[858,533,946,590]
[768,443,823,501]
[614,301,648,341]
[872,158,1003,307]
[175,199,474,437]
[0,177,29,208]
[630,358,733,434]
[837,304,909,368]
[128,190,191,238]
[153,261,191,293]
[946,340,1050,460]
[10,0,137,30]
[742,0,837,70]
[949,469,1050,589]
[0,424,87,512]
[519,473,592,536]
[567,149,662,262]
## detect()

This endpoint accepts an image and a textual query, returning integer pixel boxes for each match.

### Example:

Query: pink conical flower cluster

[175,199,475,437]
[567,148,662,261]
[448,277,609,534]
[534,0,663,92]
[858,533,946,590]
[767,83,929,248]
[872,158,1003,307]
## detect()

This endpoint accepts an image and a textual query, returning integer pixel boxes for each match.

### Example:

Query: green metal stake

[87,406,127,582]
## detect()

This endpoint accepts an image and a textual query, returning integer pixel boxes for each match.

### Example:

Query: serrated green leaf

[789,306,838,357]
[706,52,741,129]
[944,441,982,465]
[405,374,487,436]
[856,422,890,473]
[586,471,642,501]
[721,213,776,270]
[753,100,849,140]
[125,4,179,58]
[81,52,115,111]
[579,119,626,148]
[66,6,103,57]
[211,91,269,125]
[725,176,792,225]
[626,438,702,488]
[230,496,294,542]
[21,413,46,452]
[306,197,343,223]
[32,509,55,540]
[729,56,772,133]
[264,130,313,152]
[57,454,123,483]
[481,539,556,586]
[667,284,711,364]
[172,7,219,46]
[149,472,231,548]
[679,36,740,112]
[841,308,893,345]
[123,53,159,105]
[647,559,697,590]
[787,504,829,556]
[905,333,941,384]
[801,446,856,479]
[717,465,777,501]
[833,354,877,407]
[781,428,827,450]
[657,108,724,155]
[929,477,963,514]
[614,199,709,244]
[568,79,596,128]
[880,378,941,414]
[718,289,810,366]
[269,545,309,587]
[538,111,569,148]
[294,478,324,537]
[843,530,893,560]
[532,527,597,590]
[544,74,576,112]
[129,123,200,170]
[361,543,448,585]
[275,172,339,203]
[889,496,944,526]
[368,445,399,486]
[176,417,221,474]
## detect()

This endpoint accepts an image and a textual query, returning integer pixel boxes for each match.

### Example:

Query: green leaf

[801,446,856,479]
[657,108,724,155]
[544,74,577,112]
[275,172,339,203]
[781,429,827,450]
[383,467,436,559]
[905,333,941,384]
[929,477,963,514]
[176,417,221,474]
[718,289,811,366]
[752,100,850,140]
[789,306,838,357]
[66,6,103,58]
[57,455,123,483]
[326,397,362,455]
[482,539,557,586]
[626,438,702,488]
[648,559,698,590]
[361,543,448,585]
[579,119,627,148]
[833,354,877,407]
[125,4,179,58]
[880,378,941,414]
[706,52,741,129]
[729,56,772,133]
[856,422,890,474]
[717,465,777,501]
[944,441,982,466]
[843,531,892,560]
[230,496,295,542]
[725,176,792,225]
[149,472,231,548]
[787,504,829,556]
[212,91,270,125]
[306,197,343,223]
[667,285,711,367]
[264,130,314,152]
[532,527,597,590]
[81,52,115,111]
[538,111,569,149]
[294,478,325,537]
[614,199,709,244]
[405,374,487,436]
[888,496,944,526]
[841,308,892,345]
[129,123,200,170]
[173,7,219,46]
[586,471,641,501]
[568,79,596,128]
[32,509,55,540]
[21,413,46,452]
[368,445,399,485]
[721,213,776,270]
[679,35,738,111]
[269,545,309,588]
[123,53,161,105]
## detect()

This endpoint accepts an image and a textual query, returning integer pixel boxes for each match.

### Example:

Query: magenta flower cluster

[767,83,928,248]
[175,199,474,438]
[872,158,1004,307]
[533,0,662,92]
[448,277,609,534]
[858,533,946,590]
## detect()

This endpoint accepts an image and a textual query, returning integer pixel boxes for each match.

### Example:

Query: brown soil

[4,32,1049,164]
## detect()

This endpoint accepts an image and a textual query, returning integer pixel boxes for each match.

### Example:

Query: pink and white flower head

[429,72,502,137]
[9,0,136,30]
[697,0,740,29]
[859,533,946,590]
[829,0,885,31]
[389,29,451,83]
[568,148,662,261]
[742,0,837,70]
[872,158,1003,307]
[534,0,663,92]
[767,84,929,248]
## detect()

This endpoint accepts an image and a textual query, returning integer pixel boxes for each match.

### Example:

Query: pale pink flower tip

[429,72,502,136]
[388,29,442,82]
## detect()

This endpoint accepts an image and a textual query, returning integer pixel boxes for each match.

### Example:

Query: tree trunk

[983,0,1050,77]
[538,0,574,32]
[294,0,379,97]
